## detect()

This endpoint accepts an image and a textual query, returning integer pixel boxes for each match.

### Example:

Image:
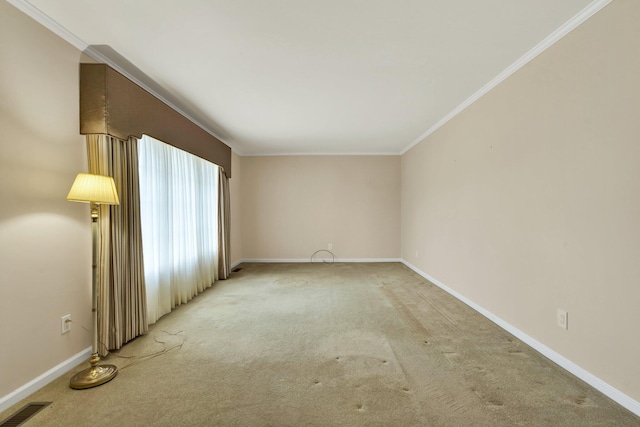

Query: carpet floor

[2,262,639,426]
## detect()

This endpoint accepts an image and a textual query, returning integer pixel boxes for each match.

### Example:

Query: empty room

[1,0,639,425]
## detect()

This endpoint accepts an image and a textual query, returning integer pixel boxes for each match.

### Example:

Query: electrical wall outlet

[415,250,419,258]
[328,243,333,250]
[61,314,71,335]
[557,309,568,330]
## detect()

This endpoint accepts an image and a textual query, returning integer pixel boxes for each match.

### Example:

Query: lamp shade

[67,173,120,205]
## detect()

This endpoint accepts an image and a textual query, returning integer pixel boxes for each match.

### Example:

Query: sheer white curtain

[138,135,220,324]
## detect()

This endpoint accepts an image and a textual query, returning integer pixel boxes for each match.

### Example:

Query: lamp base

[69,354,118,389]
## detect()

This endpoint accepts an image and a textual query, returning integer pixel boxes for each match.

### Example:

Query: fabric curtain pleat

[87,134,148,356]
[138,135,220,324]
[218,169,230,280]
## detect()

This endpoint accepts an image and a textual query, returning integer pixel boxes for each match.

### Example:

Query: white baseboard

[234,258,402,265]
[230,259,244,269]
[401,260,640,418]
[0,347,91,414]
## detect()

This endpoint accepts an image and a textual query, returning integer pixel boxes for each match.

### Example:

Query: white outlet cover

[557,309,568,330]
[61,315,71,334]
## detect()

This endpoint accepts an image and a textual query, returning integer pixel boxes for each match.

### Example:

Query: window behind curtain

[138,134,220,324]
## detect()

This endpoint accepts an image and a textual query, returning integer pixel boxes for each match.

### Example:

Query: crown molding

[8,0,612,158]
[239,151,400,157]
[401,0,613,155]
[7,0,232,151]
[7,0,89,51]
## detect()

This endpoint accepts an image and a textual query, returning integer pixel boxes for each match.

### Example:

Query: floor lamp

[66,173,120,389]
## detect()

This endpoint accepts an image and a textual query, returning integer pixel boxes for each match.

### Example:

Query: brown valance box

[79,63,231,177]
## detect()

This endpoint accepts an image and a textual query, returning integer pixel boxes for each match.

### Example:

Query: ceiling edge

[238,151,400,157]
[400,0,612,156]
[9,0,611,158]
[7,0,234,151]
[7,0,89,51]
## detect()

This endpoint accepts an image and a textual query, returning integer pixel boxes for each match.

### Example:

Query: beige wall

[0,2,93,400]
[402,0,640,402]
[240,156,401,260]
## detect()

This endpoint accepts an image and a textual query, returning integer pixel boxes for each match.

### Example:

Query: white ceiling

[15,0,601,155]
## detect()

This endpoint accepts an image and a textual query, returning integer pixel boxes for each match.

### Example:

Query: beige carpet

[2,263,639,426]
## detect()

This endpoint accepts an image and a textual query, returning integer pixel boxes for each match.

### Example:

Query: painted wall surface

[229,152,243,265]
[0,2,93,400]
[401,0,640,401]
[241,156,401,260]
[4,0,639,412]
